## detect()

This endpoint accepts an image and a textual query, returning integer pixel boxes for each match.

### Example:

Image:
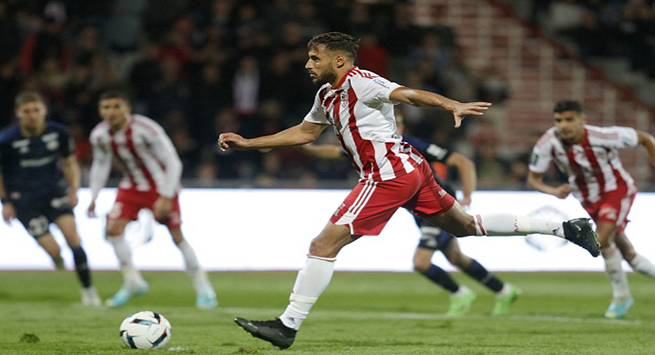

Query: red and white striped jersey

[89,114,182,201]
[529,125,638,204]
[304,66,423,181]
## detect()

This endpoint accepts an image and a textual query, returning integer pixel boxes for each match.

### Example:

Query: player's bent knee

[66,240,81,249]
[308,237,347,258]
[413,260,431,273]
[448,216,476,237]
[622,249,637,261]
[462,215,477,236]
[308,238,333,258]
[448,254,468,268]
[309,224,353,257]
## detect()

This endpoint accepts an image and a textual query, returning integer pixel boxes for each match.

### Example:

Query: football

[119,311,172,349]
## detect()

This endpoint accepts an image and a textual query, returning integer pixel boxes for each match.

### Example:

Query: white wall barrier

[1,188,653,272]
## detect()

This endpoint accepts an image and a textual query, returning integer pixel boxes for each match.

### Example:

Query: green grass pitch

[0,271,654,354]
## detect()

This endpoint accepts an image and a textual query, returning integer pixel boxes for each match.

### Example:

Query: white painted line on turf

[221,307,647,326]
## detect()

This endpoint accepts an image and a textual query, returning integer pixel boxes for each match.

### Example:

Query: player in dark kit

[403,133,521,316]
[0,91,101,306]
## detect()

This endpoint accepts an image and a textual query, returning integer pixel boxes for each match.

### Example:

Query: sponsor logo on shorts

[334,202,346,216]
[27,216,49,236]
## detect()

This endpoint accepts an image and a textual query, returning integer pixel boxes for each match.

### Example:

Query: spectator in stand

[545,0,585,35]
[411,32,452,76]
[475,65,509,105]
[296,1,327,40]
[104,0,146,82]
[0,3,22,65]
[129,42,163,104]
[72,25,101,67]
[0,61,21,127]
[232,56,261,117]
[189,62,230,144]
[19,15,71,77]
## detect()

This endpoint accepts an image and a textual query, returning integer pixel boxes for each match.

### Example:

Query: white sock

[107,235,143,287]
[497,283,511,297]
[176,240,211,291]
[603,248,631,300]
[279,255,336,330]
[475,214,564,237]
[628,254,655,278]
[452,285,470,297]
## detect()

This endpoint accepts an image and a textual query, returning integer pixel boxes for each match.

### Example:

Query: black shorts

[13,194,74,238]
[415,216,454,251]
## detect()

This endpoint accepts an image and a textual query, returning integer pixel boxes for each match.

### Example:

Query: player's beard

[312,67,337,86]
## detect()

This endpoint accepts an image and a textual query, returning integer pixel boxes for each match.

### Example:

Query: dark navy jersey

[403,134,456,194]
[402,135,452,164]
[0,121,73,203]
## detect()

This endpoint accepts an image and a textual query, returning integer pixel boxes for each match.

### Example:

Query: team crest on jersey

[42,132,60,151]
[340,91,349,107]
[12,139,30,154]
[530,152,538,165]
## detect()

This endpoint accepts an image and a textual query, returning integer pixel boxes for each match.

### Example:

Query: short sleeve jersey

[529,125,638,204]
[304,67,424,181]
[89,114,182,197]
[0,121,73,202]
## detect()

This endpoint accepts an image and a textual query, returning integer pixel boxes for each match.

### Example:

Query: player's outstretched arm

[527,171,571,199]
[445,152,476,206]
[637,130,655,166]
[389,87,491,128]
[219,121,328,152]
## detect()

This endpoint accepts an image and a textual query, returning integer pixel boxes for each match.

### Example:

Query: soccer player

[528,100,655,319]
[87,91,217,309]
[0,91,101,306]
[403,137,521,316]
[299,116,521,316]
[220,32,599,349]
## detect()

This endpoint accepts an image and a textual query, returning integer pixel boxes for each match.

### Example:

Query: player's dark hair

[553,100,584,114]
[99,90,131,104]
[308,32,359,60]
[14,91,45,107]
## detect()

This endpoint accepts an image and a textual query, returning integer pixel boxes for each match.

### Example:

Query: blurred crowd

[0,0,651,189]
[523,0,655,77]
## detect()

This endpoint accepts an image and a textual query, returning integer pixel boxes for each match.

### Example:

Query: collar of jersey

[110,115,134,134]
[331,66,358,90]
